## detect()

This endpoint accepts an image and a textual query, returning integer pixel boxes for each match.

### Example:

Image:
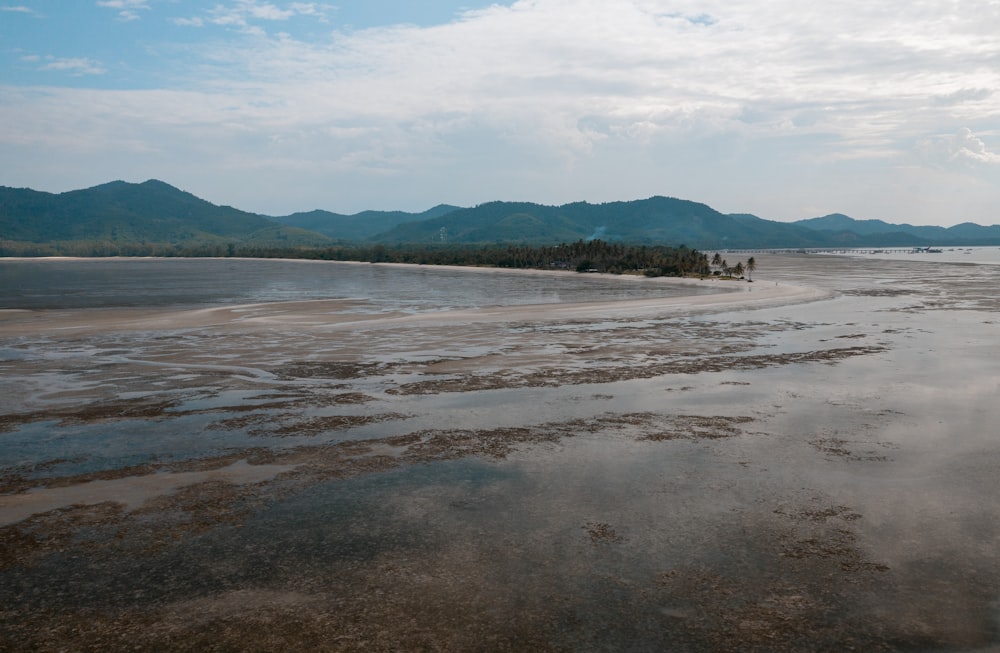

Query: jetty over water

[717,247,945,255]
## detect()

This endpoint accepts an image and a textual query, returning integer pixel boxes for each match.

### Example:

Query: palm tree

[711,252,722,274]
[746,256,756,282]
[733,262,744,278]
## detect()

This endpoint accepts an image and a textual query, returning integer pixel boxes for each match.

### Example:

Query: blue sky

[2,1,1000,225]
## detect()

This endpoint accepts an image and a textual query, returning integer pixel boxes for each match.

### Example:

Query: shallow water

[0,257,722,310]
[1,254,999,651]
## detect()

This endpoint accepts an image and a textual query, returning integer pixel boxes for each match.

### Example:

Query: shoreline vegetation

[1,239,760,281]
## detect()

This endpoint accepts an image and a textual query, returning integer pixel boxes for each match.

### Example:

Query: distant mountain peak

[138,178,176,189]
[0,179,330,247]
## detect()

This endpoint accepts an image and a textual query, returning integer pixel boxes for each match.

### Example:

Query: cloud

[918,128,1000,167]
[96,0,150,22]
[176,0,995,176]
[5,0,1000,222]
[32,56,107,76]
[171,16,204,27]
[16,1,1000,157]
[174,1,333,33]
[288,2,328,18]
[932,88,994,106]
[2,5,37,14]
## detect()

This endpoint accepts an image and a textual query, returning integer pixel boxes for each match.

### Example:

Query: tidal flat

[1,254,999,651]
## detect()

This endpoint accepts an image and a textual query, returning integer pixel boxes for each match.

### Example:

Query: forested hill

[0,180,331,252]
[792,213,1000,245]
[371,198,1000,247]
[369,197,829,248]
[272,204,461,241]
[4,180,1000,253]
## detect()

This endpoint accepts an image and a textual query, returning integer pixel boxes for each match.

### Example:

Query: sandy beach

[1,254,999,651]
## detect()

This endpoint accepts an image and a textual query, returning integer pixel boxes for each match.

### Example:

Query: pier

[716,247,935,255]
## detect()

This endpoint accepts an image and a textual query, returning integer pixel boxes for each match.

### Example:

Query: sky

[2,1,999,225]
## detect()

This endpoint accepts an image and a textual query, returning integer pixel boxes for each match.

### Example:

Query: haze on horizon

[2,0,999,227]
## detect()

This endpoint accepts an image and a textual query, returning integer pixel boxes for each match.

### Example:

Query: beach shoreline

[0,258,828,337]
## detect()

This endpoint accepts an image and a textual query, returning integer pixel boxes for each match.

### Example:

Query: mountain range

[3,179,1000,251]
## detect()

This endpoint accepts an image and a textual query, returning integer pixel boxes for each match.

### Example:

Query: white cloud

[170,16,204,27]
[918,128,1000,167]
[96,0,150,21]
[201,0,999,169]
[2,5,36,13]
[5,0,1000,222]
[289,3,328,18]
[36,57,107,76]
[246,3,295,21]
[173,1,333,33]
[953,129,1000,164]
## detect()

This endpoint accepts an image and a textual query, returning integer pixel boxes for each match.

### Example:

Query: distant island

[3,179,1000,258]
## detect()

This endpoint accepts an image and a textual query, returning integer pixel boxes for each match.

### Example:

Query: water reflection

[1,254,999,650]
[0,258,724,310]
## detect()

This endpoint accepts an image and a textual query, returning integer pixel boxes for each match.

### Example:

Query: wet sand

[1,255,999,651]
[0,270,821,336]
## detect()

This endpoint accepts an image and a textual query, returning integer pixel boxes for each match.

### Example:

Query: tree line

[255,240,712,278]
[0,239,771,282]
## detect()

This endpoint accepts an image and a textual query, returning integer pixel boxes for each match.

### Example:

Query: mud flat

[1,255,999,651]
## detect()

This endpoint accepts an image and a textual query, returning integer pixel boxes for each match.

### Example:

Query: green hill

[372,198,1000,248]
[272,204,460,240]
[793,214,1000,245]
[0,180,330,248]
[4,180,1000,252]
[373,197,830,248]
